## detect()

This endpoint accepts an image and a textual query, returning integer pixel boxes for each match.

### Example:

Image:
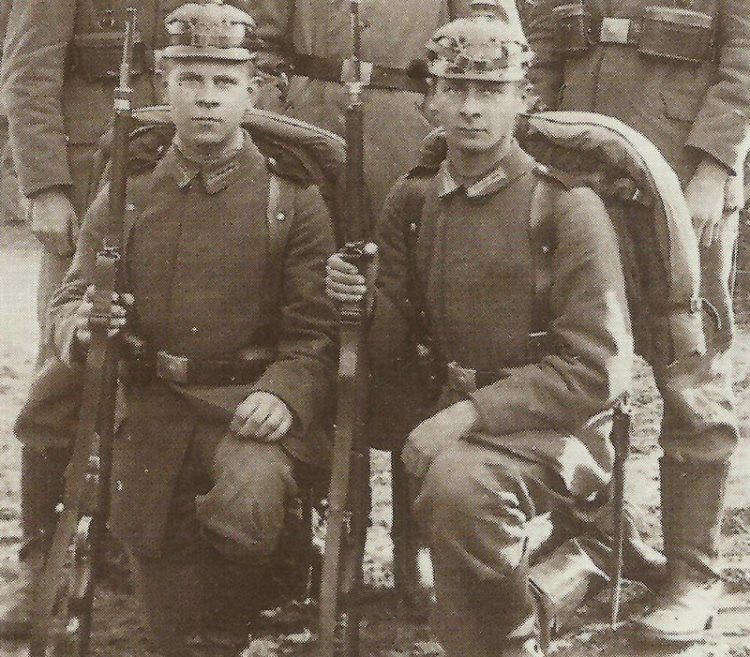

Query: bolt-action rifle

[319,2,378,655]
[29,10,137,656]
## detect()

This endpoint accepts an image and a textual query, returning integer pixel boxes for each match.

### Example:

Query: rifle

[29,10,137,656]
[319,2,378,655]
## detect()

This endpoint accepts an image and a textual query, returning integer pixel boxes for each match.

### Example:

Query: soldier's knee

[196,441,297,561]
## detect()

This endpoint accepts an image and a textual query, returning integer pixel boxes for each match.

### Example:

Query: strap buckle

[156,351,190,384]
[600,17,631,44]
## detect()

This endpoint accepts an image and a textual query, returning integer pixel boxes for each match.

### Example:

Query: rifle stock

[29,11,136,656]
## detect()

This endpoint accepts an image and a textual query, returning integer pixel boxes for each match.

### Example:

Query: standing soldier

[326,11,633,656]
[48,3,336,654]
[0,0,215,638]
[527,0,750,644]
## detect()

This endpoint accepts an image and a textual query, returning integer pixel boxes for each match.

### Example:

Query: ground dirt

[1,223,749,657]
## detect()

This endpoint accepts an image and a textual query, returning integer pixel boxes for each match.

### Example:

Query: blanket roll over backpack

[366,110,706,451]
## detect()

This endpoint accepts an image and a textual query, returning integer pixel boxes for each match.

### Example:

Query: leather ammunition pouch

[554,3,716,64]
[638,7,715,64]
[70,30,147,81]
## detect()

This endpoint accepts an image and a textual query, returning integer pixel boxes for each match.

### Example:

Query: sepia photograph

[0,0,749,655]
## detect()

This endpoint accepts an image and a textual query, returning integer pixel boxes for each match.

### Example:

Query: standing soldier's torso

[63,0,183,147]
[549,0,720,180]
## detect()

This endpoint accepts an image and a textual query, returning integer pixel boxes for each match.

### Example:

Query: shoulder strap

[267,172,296,301]
[527,175,558,362]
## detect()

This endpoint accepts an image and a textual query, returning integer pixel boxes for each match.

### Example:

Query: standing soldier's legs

[414,441,595,657]
[637,210,739,642]
[0,145,93,637]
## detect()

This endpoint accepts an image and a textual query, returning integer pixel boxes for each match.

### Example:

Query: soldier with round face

[0,0,212,637]
[48,2,336,654]
[326,8,633,655]
[526,0,750,644]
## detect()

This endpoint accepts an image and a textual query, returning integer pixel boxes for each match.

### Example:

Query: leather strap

[291,53,427,94]
[527,177,557,363]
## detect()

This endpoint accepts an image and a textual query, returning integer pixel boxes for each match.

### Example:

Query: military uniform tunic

[527,0,750,463]
[370,141,632,656]
[49,135,337,556]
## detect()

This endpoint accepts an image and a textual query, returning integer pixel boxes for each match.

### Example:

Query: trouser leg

[414,442,576,657]
[636,211,739,643]
[130,551,201,657]
[194,432,300,629]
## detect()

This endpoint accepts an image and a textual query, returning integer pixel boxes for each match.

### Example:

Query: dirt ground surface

[1,223,749,657]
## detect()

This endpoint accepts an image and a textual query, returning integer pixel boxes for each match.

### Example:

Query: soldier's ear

[247,75,262,106]
[419,79,440,127]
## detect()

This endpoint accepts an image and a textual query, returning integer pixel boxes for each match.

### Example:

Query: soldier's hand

[326,254,367,305]
[685,159,731,249]
[401,400,481,479]
[29,188,79,257]
[231,392,293,442]
[74,286,133,347]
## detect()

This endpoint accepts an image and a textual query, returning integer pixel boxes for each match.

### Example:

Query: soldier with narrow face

[327,10,633,655]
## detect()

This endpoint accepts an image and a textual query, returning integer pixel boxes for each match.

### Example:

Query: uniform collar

[172,129,254,194]
[438,140,535,199]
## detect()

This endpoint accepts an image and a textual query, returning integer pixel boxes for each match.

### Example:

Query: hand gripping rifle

[319,2,378,655]
[29,10,137,656]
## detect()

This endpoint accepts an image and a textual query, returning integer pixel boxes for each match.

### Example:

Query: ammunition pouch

[553,3,594,57]
[638,7,715,64]
[70,30,147,82]
[553,3,716,64]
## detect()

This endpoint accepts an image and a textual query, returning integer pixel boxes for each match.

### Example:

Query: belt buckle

[600,17,631,44]
[156,351,190,384]
[446,361,477,394]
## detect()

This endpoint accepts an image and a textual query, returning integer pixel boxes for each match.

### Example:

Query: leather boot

[529,537,609,652]
[0,447,69,639]
[130,553,202,657]
[634,458,730,644]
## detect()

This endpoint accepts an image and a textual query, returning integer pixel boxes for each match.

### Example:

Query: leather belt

[125,348,273,386]
[291,54,428,94]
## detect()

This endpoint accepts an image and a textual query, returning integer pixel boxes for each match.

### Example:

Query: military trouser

[414,441,596,657]
[653,208,739,465]
[127,420,301,648]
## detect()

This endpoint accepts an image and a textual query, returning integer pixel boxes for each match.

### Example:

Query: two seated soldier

[15,0,744,656]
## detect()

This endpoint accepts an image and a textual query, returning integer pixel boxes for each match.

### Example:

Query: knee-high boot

[130,554,202,657]
[634,457,730,643]
[0,447,69,638]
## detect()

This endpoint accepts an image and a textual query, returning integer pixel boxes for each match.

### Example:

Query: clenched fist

[29,188,79,257]
[74,285,133,347]
[230,391,293,442]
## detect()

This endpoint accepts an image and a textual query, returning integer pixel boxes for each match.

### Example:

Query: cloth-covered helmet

[163,0,256,62]
[425,1,533,83]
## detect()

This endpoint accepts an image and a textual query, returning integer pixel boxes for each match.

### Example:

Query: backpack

[405,110,706,367]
